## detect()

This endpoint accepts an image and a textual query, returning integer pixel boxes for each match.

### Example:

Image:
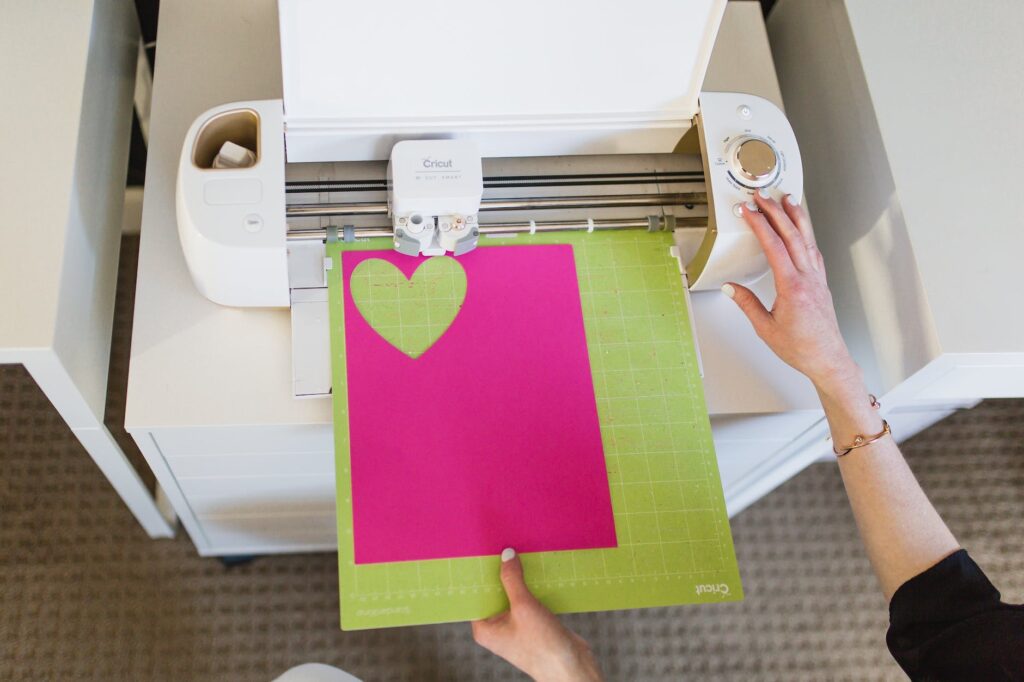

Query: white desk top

[0,0,134,422]
[769,0,1024,398]
[0,1,174,538]
[843,1,1024,356]
[126,0,819,431]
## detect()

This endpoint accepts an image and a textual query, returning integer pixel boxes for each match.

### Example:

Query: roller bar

[286,192,707,219]
[286,216,707,242]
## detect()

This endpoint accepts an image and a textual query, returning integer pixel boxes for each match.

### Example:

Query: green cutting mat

[328,230,742,630]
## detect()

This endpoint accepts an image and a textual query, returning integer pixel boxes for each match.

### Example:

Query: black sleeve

[886,549,1024,681]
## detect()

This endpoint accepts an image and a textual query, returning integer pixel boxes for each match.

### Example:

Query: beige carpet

[1,237,1022,681]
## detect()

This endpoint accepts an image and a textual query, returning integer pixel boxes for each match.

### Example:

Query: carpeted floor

[1,238,1022,681]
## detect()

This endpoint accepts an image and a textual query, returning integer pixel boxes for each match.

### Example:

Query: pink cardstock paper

[342,245,617,564]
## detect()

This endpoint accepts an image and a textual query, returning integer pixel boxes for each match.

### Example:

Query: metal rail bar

[285,192,707,218]
[286,216,707,242]
[284,170,706,193]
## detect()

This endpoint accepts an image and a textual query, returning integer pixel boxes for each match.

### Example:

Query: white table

[0,0,173,538]
[769,2,1023,410]
[126,0,834,556]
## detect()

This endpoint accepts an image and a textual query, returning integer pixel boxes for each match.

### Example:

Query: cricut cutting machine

[175,0,803,398]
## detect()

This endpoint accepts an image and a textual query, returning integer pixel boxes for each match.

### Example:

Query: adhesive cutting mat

[327,230,742,630]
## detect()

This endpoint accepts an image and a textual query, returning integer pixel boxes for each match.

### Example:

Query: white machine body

[177,100,288,307]
[687,92,803,291]
[172,0,804,395]
[176,92,802,304]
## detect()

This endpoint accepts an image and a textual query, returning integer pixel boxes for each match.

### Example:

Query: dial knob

[730,136,779,188]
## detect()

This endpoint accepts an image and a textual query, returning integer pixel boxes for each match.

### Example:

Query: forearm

[815,365,960,600]
[727,193,961,602]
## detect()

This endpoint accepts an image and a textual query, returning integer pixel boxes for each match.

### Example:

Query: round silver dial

[729,136,780,188]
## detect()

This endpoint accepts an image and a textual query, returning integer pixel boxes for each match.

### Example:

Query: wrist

[811,359,886,451]
[810,356,864,399]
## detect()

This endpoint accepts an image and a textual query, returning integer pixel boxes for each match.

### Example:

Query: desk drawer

[153,425,333,457]
[180,474,335,516]
[165,450,333,478]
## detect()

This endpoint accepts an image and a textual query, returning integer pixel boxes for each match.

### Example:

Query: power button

[737,104,752,120]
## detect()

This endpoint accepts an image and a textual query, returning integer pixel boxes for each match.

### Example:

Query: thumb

[722,282,772,336]
[498,548,536,608]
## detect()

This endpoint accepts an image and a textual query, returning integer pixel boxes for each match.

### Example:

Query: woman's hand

[471,549,603,682]
[723,191,859,392]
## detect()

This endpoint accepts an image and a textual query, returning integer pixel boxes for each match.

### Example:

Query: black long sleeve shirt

[886,550,1024,680]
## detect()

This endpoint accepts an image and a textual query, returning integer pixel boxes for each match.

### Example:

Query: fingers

[722,282,773,338]
[781,194,816,248]
[471,548,533,651]
[498,549,536,608]
[753,191,815,272]
[742,202,796,278]
[782,194,825,277]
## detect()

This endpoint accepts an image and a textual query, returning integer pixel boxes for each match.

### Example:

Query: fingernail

[501,547,516,562]
[744,201,758,212]
[784,194,798,206]
[757,188,771,199]
[721,283,735,298]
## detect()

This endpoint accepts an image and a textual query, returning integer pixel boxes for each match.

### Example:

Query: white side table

[0,0,173,538]
[768,1,1023,411]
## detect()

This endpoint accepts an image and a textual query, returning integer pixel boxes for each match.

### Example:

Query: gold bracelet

[833,420,891,457]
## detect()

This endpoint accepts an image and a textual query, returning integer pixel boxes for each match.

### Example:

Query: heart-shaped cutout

[349,256,467,358]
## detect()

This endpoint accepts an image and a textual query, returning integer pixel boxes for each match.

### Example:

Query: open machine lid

[278,0,727,161]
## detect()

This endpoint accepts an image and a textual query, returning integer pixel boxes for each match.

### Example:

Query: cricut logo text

[695,583,731,597]
[422,157,454,169]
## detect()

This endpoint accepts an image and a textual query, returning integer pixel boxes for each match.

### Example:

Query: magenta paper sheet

[342,245,616,564]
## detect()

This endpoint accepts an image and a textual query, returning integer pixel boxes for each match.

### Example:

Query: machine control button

[737,104,752,120]
[243,213,263,233]
[732,203,744,218]
[729,136,779,188]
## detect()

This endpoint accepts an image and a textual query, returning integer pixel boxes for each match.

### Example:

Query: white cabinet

[149,426,336,554]
[0,0,172,538]
[135,418,830,555]
[131,425,336,555]
[767,0,1024,406]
